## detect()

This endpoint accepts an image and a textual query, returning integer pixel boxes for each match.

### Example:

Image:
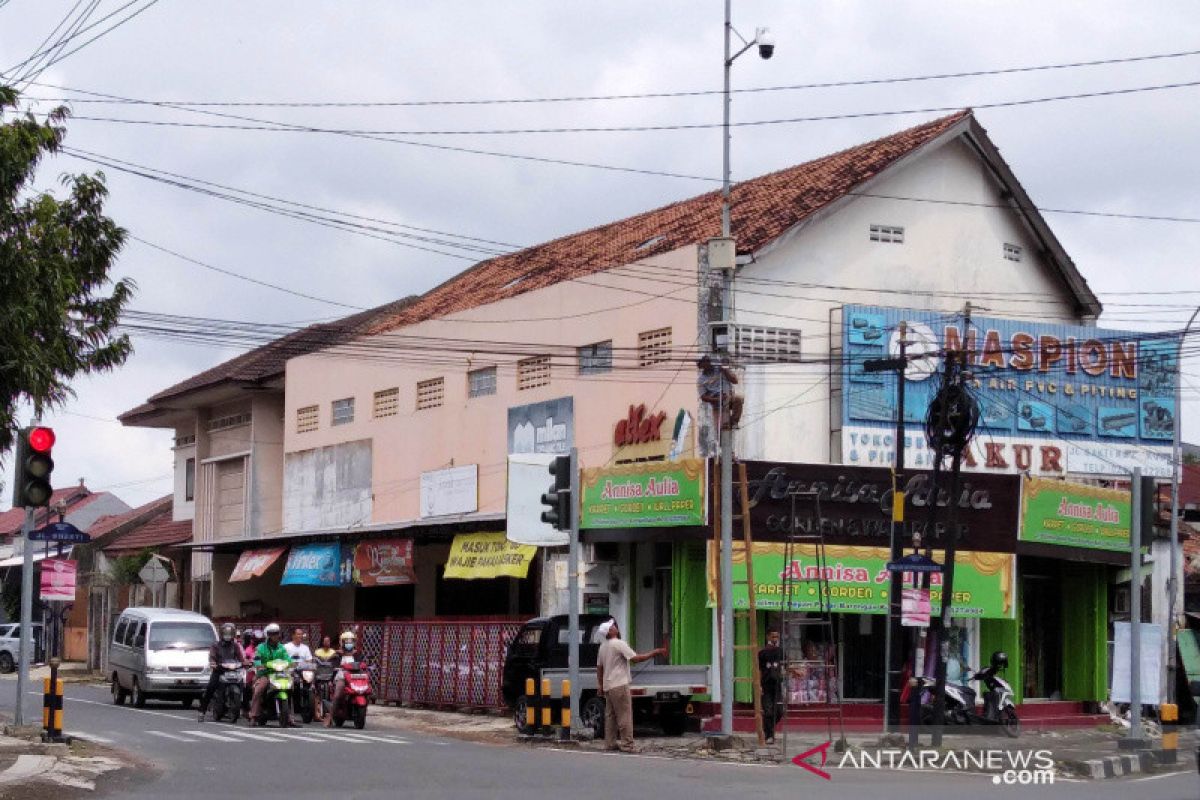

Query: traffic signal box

[12,426,55,508]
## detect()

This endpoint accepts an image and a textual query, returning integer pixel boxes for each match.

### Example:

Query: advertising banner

[901,588,931,627]
[506,453,566,546]
[443,532,537,580]
[420,464,478,518]
[229,547,287,582]
[1019,477,1131,552]
[352,538,416,587]
[39,558,76,602]
[580,459,706,529]
[281,542,347,586]
[1111,622,1163,703]
[841,305,1175,477]
[707,542,1015,619]
[508,397,573,455]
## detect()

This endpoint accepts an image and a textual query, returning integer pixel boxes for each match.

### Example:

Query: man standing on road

[596,619,667,753]
[758,630,785,744]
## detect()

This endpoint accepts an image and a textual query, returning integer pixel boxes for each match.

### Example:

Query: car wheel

[581,695,606,739]
[131,679,147,708]
[0,651,14,674]
[111,675,127,705]
[181,697,194,709]
[659,705,687,736]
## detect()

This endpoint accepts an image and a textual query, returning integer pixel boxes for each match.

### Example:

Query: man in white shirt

[284,628,313,663]
[596,619,667,752]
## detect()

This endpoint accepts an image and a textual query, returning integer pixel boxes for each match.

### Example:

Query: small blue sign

[281,542,343,586]
[28,522,88,543]
[886,553,943,573]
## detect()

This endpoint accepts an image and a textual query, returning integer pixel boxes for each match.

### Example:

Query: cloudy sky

[2,1,1198,510]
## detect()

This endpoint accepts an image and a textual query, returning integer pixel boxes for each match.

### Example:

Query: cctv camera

[756,27,775,59]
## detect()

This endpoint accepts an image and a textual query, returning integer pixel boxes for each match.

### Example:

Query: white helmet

[264,622,281,636]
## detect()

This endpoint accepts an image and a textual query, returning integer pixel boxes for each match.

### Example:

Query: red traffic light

[28,427,55,452]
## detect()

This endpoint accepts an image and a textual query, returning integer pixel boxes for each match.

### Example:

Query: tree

[0,85,134,456]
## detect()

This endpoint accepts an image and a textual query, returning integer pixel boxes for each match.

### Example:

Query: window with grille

[1003,243,1023,262]
[869,224,904,244]
[296,405,318,433]
[578,340,613,375]
[517,356,551,390]
[207,413,251,432]
[736,326,803,363]
[416,378,445,410]
[331,397,355,426]
[468,367,497,398]
[638,327,672,367]
[373,387,399,418]
[174,434,196,448]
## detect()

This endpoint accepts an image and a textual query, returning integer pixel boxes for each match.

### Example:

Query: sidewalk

[0,724,125,794]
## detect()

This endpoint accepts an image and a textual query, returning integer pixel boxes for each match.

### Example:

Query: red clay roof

[86,495,173,540]
[92,495,192,554]
[0,486,97,537]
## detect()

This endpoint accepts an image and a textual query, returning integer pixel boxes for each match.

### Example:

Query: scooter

[292,661,317,724]
[328,661,373,730]
[918,651,1019,738]
[210,661,245,724]
[255,658,294,728]
[314,658,337,712]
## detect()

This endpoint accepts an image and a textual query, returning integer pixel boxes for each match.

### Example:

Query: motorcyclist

[249,622,292,725]
[199,622,247,722]
[284,627,313,663]
[324,630,360,727]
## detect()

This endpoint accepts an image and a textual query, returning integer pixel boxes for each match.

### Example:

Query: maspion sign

[741,461,1020,553]
[1019,477,1131,552]
[581,459,706,529]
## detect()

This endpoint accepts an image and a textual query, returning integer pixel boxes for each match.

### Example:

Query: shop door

[1021,573,1063,698]
[841,614,885,699]
[654,567,671,658]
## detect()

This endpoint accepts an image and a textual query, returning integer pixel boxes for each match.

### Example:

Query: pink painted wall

[283,248,701,528]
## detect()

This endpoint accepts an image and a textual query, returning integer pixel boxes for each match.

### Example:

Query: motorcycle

[292,661,317,724]
[255,658,295,728]
[210,661,245,724]
[314,658,337,715]
[918,651,1019,738]
[328,660,373,730]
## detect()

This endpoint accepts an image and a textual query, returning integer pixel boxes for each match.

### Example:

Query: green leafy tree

[0,85,134,455]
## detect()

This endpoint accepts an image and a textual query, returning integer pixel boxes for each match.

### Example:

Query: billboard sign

[508,397,574,455]
[841,305,1175,477]
[420,464,478,518]
[39,558,76,602]
[580,459,706,529]
[1019,477,1131,552]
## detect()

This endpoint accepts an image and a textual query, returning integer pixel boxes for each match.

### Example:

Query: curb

[1067,750,1174,780]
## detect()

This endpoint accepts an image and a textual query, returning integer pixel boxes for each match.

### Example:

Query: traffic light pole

[567,447,581,734]
[15,507,34,726]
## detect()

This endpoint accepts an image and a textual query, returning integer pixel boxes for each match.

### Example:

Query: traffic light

[11,426,55,508]
[540,455,572,531]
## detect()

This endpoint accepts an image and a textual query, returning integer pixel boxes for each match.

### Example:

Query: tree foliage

[0,85,134,454]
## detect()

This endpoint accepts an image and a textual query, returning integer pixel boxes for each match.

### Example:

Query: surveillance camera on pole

[755,27,775,59]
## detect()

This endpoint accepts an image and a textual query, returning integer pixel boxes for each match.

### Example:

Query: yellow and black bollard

[1159,703,1177,764]
[524,678,536,734]
[559,679,571,741]
[540,678,552,735]
[42,659,65,743]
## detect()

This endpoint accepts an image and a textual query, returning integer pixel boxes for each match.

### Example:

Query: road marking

[44,693,189,720]
[300,731,371,744]
[147,731,195,742]
[341,732,409,744]
[252,730,328,743]
[181,729,242,742]
[221,729,282,742]
[71,732,115,744]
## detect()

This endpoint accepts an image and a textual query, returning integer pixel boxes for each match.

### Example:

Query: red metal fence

[341,619,524,709]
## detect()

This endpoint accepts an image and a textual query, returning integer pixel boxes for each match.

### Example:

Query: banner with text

[580,459,706,529]
[443,532,537,580]
[707,542,1014,619]
[1019,477,1131,552]
[353,538,416,586]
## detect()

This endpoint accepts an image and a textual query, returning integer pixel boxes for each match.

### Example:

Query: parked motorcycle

[292,661,317,724]
[255,658,295,728]
[328,661,373,730]
[210,661,245,724]
[918,651,1019,738]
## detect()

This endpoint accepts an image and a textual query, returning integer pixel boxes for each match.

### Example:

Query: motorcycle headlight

[302,670,314,682]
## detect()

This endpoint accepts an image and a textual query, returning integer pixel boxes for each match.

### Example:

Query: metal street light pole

[1166,306,1198,704]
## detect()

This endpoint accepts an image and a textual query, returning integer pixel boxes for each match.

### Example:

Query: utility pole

[567,447,581,733]
[1123,468,1145,748]
[1166,307,1197,705]
[15,508,34,727]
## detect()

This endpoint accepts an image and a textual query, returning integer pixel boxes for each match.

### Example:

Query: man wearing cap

[596,619,667,753]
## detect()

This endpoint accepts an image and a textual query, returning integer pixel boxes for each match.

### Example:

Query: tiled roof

[86,495,172,540]
[0,486,96,537]
[91,495,193,554]
[120,295,419,419]
[363,110,973,335]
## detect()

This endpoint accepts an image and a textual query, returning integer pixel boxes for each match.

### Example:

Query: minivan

[109,608,217,707]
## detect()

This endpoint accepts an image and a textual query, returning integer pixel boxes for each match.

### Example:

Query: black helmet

[990,650,1009,669]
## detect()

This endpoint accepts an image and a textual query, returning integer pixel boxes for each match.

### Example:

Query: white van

[109,608,217,708]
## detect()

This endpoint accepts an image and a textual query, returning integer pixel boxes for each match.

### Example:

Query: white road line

[72,732,116,744]
[340,732,409,744]
[221,729,282,742]
[147,731,196,743]
[300,731,371,744]
[252,730,328,743]
[180,729,242,742]
[34,692,188,720]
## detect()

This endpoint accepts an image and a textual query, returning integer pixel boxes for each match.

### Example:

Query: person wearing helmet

[324,631,359,727]
[249,623,291,725]
[199,622,247,722]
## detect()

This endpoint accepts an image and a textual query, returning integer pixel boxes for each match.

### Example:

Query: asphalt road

[0,680,1195,799]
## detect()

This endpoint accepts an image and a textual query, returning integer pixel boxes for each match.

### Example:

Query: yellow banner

[443,532,536,580]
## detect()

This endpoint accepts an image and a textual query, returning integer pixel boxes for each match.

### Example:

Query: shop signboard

[708,542,1015,619]
[1019,477,1131,552]
[841,305,1175,477]
[443,532,537,580]
[508,397,574,455]
[352,538,416,587]
[229,547,288,582]
[39,558,76,602]
[580,459,706,529]
[281,542,347,586]
[741,460,1020,553]
[420,464,478,518]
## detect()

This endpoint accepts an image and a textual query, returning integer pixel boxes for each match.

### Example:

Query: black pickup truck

[502,614,710,737]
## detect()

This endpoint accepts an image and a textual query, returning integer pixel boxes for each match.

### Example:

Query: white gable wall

[734,135,1090,464]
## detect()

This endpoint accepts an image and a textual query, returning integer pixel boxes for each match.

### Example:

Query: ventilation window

[373,387,399,418]
[635,235,666,251]
[331,397,355,426]
[735,326,802,363]
[468,367,497,398]
[638,327,672,367]
[869,224,904,244]
[517,356,551,391]
[208,413,251,432]
[416,378,445,410]
[1003,243,1023,262]
[296,405,318,434]
[174,434,196,448]
[578,340,613,375]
